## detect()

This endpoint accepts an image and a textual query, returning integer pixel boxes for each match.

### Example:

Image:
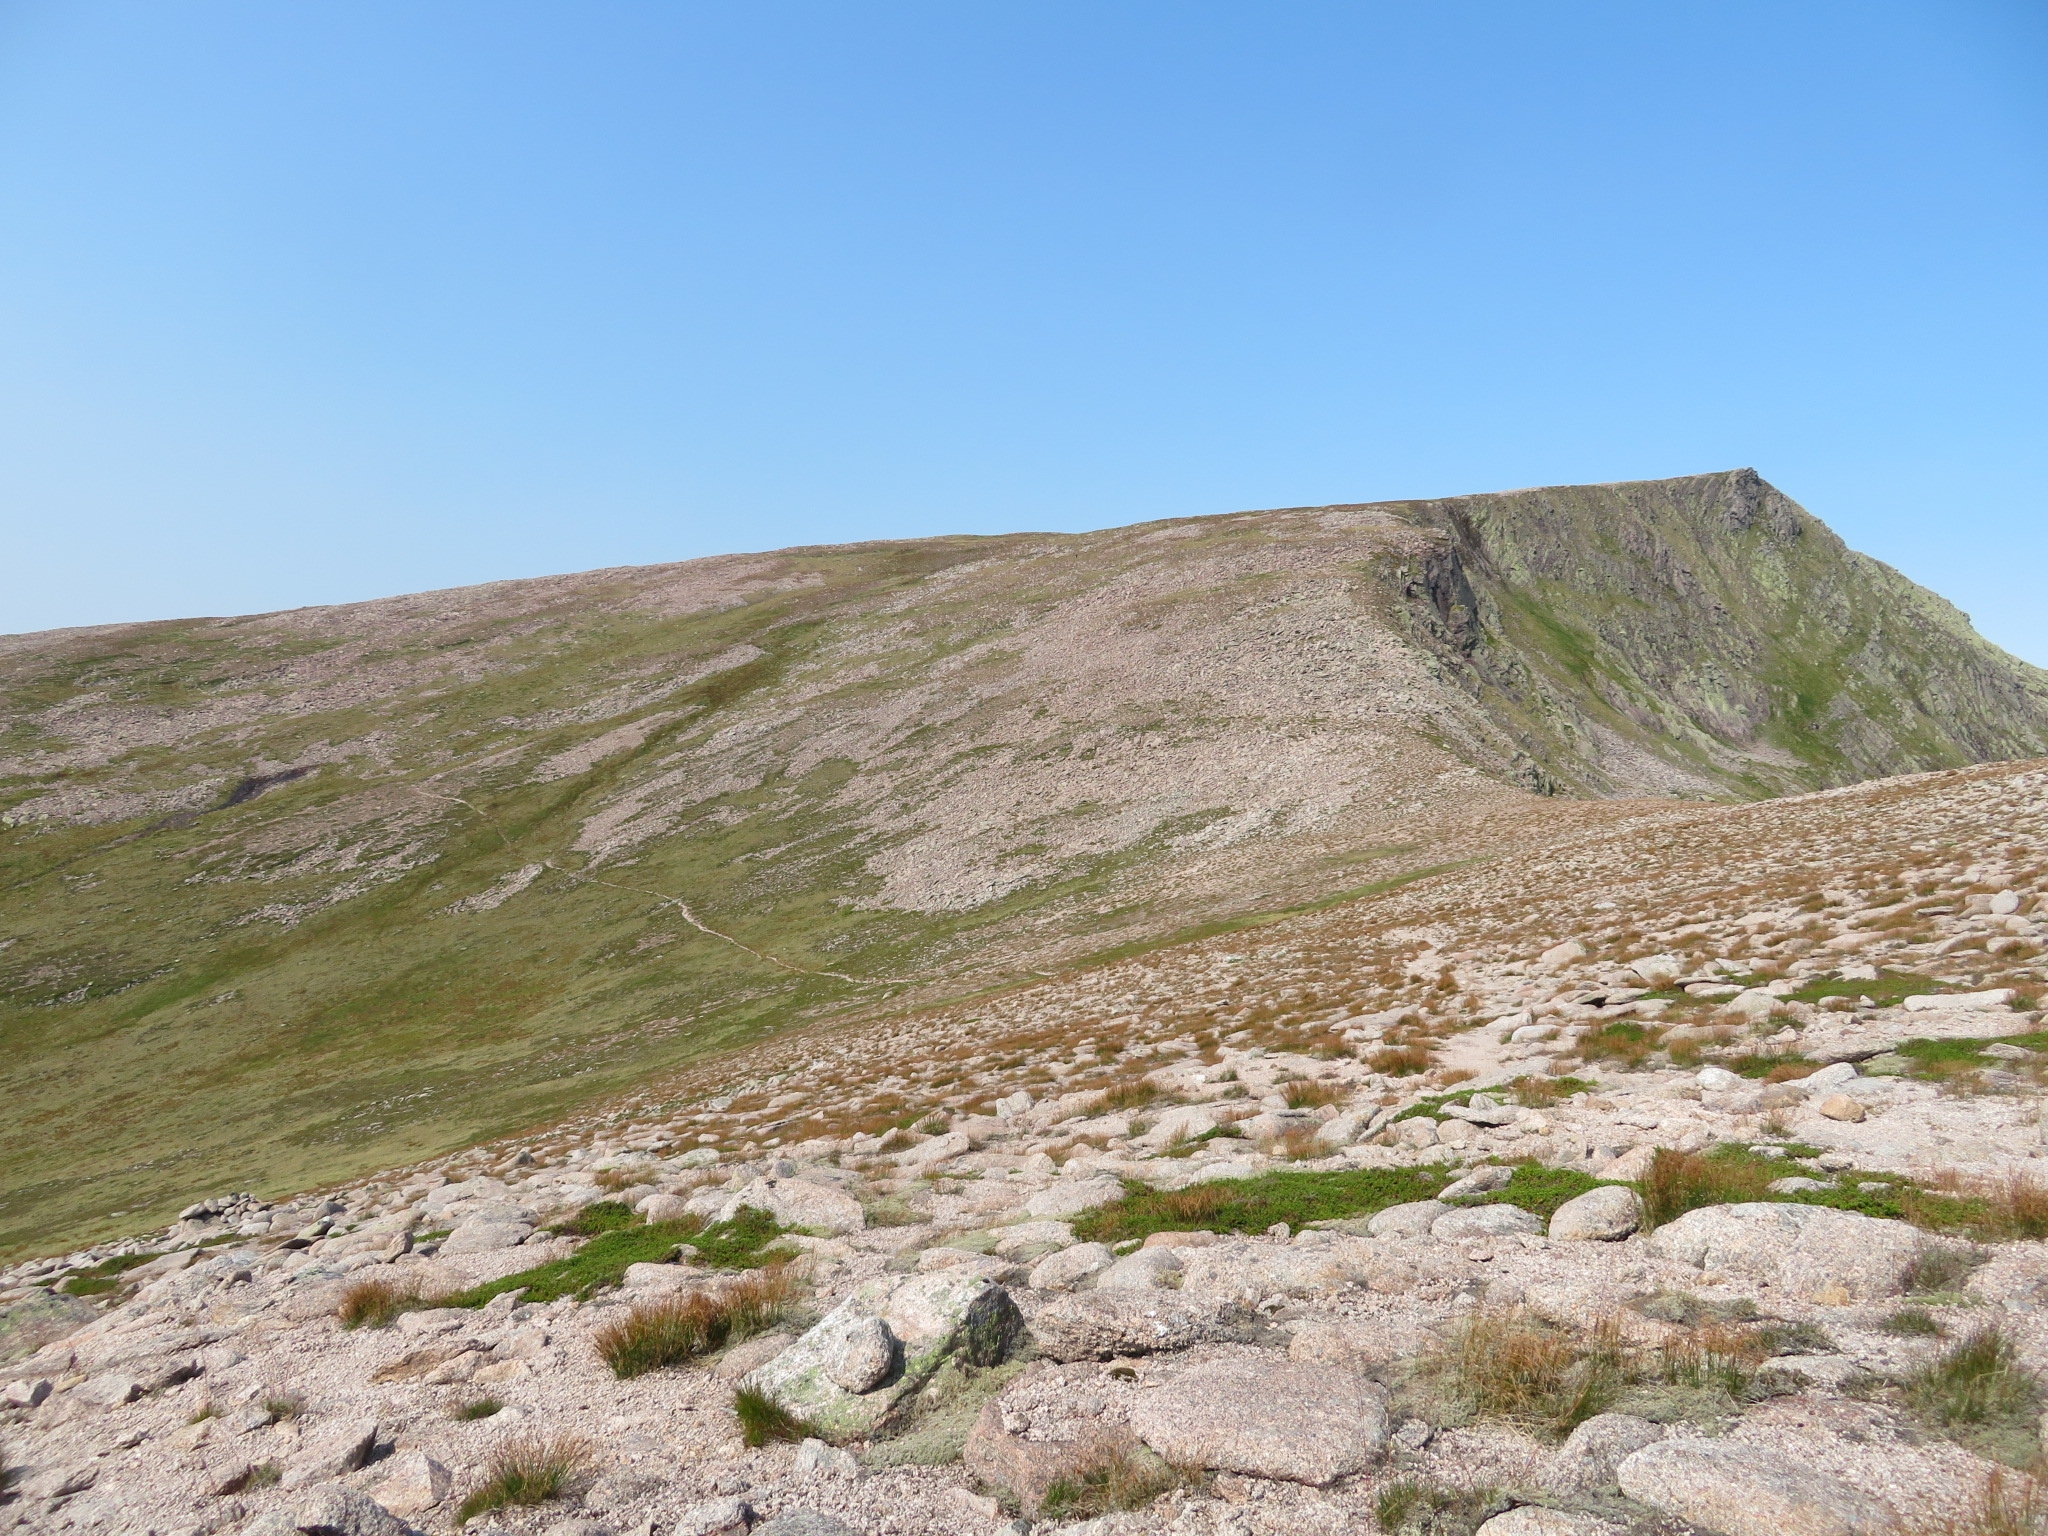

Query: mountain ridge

[3,468,2045,1253]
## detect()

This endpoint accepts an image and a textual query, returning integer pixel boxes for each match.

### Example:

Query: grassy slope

[5,474,2047,1257]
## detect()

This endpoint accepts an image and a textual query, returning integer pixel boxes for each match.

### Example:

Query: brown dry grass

[1637,1149,1774,1231]
[1366,1043,1434,1076]
[593,1269,796,1378]
[337,1275,434,1330]
[1422,1308,1627,1439]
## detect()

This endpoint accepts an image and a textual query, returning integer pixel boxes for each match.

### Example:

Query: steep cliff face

[2,470,2042,1249]
[1385,469,2048,797]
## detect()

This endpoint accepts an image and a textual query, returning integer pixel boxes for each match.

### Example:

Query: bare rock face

[1027,1242,1115,1291]
[1126,1355,1389,1485]
[1646,1203,1922,1301]
[1616,1439,1895,1536]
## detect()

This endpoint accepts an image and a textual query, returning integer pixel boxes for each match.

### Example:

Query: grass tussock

[1096,1078,1166,1113]
[1916,1469,2048,1536]
[1281,1079,1347,1110]
[1637,1148,1774,1231]
[1420,1309,1627,1439]
[453,1397,504,1420]
[454,1432,593,1524]
[594,1268,797,1379]
[1904,1242,1990,1295]
[1375,1479,1505,1535]
[1366,1043,1435,1077]
[1039,1443,1186,1521]
[1904,1326,2040,1430]
[337,1275,433,1330]
[732,1384,820,1448]
[1882,1308,1945,1338]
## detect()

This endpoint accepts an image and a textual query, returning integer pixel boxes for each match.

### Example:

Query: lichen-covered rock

[1127,1355,1388,1485]
[1617,1439,1895,1536]
[745,1273,1021,1436]
[1646,1203,1922,1300]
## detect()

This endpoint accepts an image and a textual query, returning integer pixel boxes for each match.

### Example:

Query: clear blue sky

[2,2,2044,662]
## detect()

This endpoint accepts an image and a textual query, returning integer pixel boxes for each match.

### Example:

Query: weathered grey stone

[1128,1355,1387,1485]
[1028,1242,1115,1291]
[1541,1413,1663,1494]
[1476,1510,1627,1536]
[1646,1203,1922,1300]
[1094,1247,1181,1290]
[670,1499,753,1536]
[285,1486,410,1536]
[991,1220,1075,1258]
[440,1218,532,1254]
[1022,1177,1126,1220]
[71,1371,143,1406]
[371,1450,452,1515]
[281,1417,379,1486]
[1432,1205,1544,1241]
[1026,1291,1256,1361]
[1367,1200,1449,1238]
[1547,1186,1641,1242]
[752,1512,860,1536]
[746,1272,1022,1436]
[826,1316,898,1393]
[1616,1439,1895,1536]
[718,1177,866,1234]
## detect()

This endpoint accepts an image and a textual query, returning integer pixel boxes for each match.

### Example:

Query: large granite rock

[1025,1291,1260,1361]
[717,1177,866,1235]
[1645,1203,1922,1301]
[1127,1354,1388,1485]
[1616,1439,1895,1536]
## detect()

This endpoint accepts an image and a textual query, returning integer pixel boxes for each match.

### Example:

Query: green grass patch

[546,1201,639,1236]
[1787,971,1946,1006]
[734,1384,821,1447]
[1072,1167,1455,1245]
[58,1252,158,1296]
[445,1206,792,1306]
[1455,1164,1612,1221]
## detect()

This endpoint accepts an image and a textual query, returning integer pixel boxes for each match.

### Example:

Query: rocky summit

[5,474,2048,1536]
